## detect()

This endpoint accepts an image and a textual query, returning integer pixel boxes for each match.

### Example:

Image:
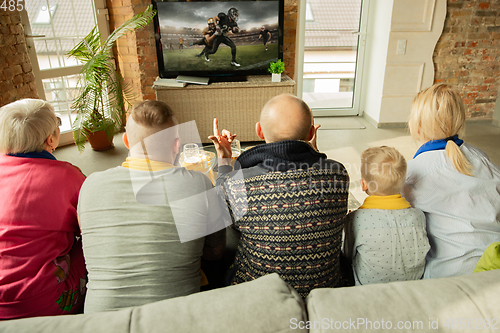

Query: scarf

[359,194,411,210]
[413,135,463,159]
[7,150,56,160]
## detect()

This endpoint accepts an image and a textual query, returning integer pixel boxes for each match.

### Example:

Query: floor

[54,117,500,205]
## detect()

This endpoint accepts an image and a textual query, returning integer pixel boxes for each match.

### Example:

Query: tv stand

[210,75,248,83]
[154,75,296,143]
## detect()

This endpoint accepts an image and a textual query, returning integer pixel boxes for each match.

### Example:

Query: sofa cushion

[130,272,306,333]
[0,308,132,333]
[306,270,500,332]
[0,273,306,333]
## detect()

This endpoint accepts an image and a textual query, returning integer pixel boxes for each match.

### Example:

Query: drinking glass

[183,143,200,163]
[231,139,241,159]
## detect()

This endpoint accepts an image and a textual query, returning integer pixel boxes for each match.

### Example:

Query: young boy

[343,146,430,286]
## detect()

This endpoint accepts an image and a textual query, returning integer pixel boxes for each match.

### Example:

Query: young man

[209,94,350,298]
[78,100,227,314]
[205,7,241,66]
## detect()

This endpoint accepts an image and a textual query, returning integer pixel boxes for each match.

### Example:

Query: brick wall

[106,0,298,101]
[433,0,500,119]
[283,0,298,80]
[0,11,38,107]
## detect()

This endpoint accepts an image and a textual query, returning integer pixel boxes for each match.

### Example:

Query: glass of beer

[231,139,241,167]
[183,143,200,164]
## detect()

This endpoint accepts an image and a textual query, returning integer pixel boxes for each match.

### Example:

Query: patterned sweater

[217,140,349,298]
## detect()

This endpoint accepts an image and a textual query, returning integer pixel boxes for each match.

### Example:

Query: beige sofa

[1,270,499,333]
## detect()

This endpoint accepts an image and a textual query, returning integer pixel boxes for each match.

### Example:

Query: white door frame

[297,0,369,117]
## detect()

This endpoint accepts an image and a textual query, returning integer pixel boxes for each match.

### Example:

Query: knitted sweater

[217,140,349,298]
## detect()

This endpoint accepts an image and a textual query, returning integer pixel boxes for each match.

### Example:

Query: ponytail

[410,84,474,176]
[445,140,473,176]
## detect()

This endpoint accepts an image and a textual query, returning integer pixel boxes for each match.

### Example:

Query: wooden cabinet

[154,75,296,142]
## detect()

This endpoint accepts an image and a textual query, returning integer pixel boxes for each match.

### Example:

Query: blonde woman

[403,84,500,279]
[0,99,86,319]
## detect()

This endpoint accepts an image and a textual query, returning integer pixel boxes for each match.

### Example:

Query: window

[306,3,314,22]
[33,5,57,25]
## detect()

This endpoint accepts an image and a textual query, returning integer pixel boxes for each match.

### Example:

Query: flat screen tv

[152,0,284,81]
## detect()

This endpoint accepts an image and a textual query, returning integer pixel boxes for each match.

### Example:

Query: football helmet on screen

[207,18,215,25]
[228,7,239,22]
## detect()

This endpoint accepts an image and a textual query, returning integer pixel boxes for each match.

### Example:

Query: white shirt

[403,143,500,279]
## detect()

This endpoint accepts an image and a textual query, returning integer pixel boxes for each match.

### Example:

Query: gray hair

[0,99,58,154]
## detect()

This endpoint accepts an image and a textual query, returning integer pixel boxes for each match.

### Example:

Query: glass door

[298,0,368,116]
[21,0,109,145]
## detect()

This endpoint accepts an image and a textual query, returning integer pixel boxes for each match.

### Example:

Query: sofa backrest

[306,270,500,333]
[0,273,307,333]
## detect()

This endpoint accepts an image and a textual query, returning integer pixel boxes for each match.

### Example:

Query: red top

[0,154,85,319]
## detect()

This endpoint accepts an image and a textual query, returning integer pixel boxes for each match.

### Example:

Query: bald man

[78,100,226,314]
[210,94,349,298]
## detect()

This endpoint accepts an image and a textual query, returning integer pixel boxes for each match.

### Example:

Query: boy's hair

[361,146,407,196]
[0,99,58,154]
[409,83,472,176]
[131,100,175,128]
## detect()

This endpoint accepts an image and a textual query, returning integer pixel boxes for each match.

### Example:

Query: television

[152,0,284,81]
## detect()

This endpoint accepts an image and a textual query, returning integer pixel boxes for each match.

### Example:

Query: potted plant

[67,5,156,152]
[268,59,285,82]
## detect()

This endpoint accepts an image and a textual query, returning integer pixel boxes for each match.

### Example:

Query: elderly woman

[0,99,86,319]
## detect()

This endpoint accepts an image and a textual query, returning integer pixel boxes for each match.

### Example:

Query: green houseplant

[268,59,285,82]
[67,5,156,152]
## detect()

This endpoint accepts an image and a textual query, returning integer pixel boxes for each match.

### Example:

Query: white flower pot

[272,73,281,82]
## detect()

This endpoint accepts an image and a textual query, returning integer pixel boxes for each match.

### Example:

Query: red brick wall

[106,0,298,101]
[283,0,297,80]
[0,11,38,107]
[433,0,500,119]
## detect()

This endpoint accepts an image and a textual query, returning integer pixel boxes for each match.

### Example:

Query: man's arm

[213,15,222,35]
[208,118,235,166]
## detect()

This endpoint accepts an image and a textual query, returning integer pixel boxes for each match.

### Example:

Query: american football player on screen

[205,7,241,66]
[259,26,272,51]
[189,18,217,61]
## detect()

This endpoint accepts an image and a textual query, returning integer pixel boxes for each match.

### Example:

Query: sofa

[1,270,499,333]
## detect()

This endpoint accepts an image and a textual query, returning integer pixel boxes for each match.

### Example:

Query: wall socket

[397,39,407,55]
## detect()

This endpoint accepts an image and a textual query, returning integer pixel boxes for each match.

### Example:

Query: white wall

[360,0,446,126]
[494,87,500,127]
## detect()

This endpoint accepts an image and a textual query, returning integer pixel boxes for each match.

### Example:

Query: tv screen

[152,0,284,80]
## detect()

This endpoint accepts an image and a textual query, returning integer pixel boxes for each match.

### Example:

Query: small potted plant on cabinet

[67,5,156,152]
[269,59,284,82]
